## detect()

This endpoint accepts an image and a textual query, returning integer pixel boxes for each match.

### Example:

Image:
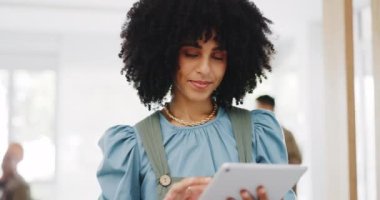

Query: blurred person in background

[256,95,303,193]
[0,143,31,200]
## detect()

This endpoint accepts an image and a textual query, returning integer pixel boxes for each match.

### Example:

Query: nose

[196,56,211,75]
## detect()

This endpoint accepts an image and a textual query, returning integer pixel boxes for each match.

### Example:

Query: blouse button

[159,175,172,187]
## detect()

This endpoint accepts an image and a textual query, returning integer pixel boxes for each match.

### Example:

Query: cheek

[215,64,227,81]
[177,61,195,79]
[174,67,189,87]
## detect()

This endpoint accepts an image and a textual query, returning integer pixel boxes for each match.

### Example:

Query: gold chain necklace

[163,103,218,127]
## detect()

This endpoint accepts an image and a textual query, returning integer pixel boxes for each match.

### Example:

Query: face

[173,37,227,103]
[1,146,22,175]
[2,153,16,174]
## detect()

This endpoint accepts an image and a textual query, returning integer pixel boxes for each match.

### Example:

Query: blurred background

[0,0,378,199]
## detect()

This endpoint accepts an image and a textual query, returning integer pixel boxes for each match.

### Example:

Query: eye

[184,52,199,58]
[181,47,200,58]
[212,51,226,61]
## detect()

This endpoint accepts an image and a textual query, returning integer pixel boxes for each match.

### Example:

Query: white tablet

[199,163,307,200]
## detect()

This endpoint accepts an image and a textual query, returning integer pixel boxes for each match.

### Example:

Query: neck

[1,171,16,181]
[167,97,214,123]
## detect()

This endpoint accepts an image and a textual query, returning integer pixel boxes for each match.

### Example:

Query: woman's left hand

[227,186,268,200]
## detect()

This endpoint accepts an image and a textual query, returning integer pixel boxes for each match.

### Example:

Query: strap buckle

[159,174,172,187]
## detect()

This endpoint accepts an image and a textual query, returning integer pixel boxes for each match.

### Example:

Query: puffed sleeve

[251,109,296,200]
[97,125,141,200]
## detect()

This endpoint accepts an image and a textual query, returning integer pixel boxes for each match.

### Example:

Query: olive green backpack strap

[135,111,182,200]
[227,107,253,163]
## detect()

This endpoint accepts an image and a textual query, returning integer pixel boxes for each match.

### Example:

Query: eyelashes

[184,52,199,58]
[182,51,226,61]
[212,52,226,60]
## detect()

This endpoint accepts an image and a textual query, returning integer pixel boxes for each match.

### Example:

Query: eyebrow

[181,42,201,48]
[181,42,225,51]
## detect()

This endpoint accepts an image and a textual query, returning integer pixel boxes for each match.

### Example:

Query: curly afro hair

[120,0,275,109]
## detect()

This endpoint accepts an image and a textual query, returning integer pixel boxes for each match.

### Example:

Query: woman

[97,0,295,199]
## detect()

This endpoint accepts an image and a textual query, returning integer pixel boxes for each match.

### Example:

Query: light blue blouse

[97,108,296,200]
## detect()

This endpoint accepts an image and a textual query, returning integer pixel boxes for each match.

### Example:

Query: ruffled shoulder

[97,125,141,199]
[251,109,288,164]
[251,109,282,133]
[98,125,137,167]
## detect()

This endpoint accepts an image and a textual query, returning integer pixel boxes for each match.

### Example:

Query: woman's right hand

[164,178,269,200]
[163,177,212,200]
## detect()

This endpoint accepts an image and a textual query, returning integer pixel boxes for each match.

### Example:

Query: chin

[186,91,214,102]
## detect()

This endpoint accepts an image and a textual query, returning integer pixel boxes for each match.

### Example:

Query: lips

[189,80,212,89]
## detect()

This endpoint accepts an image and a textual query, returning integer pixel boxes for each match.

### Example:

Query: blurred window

[0,69,56,182]
[353,2,376,200]
[0,70,9,161]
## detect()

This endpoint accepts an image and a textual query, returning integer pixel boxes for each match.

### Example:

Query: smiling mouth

[189,80,212,89]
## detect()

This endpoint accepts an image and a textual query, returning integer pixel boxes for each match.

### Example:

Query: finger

[226,197,236,200]
[240,189,254,200]
[164,177,211,200]
[184,184,209,200]
[164,183,186,200]
[173,177,212,193]
[164,190,184,200]
[256,186,268,200]
[183,186,194,199]
[181,177,212,187]
[164,182,186,200]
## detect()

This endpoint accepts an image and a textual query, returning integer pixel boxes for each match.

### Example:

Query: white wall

[51,33,152,200]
